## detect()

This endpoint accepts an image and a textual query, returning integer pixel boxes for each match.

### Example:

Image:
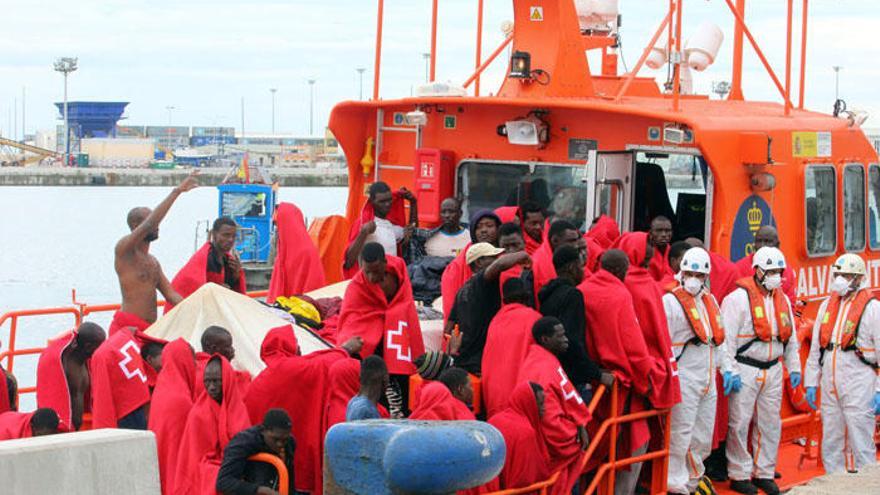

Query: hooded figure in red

[613,232,681,409]
[172,354,251,495]
[409,381,476,420]
[481,293,542,417]
[583,215,620,273]
[148,338,197,494]
[89,328,151,429]
[195,326,252,399]
[170,241,247,306]
[488,381,552,490]
[244,325,356,494]
[337,254,424,375]
[267,202,326,303]
[517,318,590,495]
[578,252,654,462]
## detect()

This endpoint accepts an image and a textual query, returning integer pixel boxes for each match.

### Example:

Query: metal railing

[247,453,289,495]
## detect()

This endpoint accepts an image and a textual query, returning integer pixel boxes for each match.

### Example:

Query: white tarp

[145,283,330,376]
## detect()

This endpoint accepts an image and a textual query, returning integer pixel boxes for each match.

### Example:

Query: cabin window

[457,161,588,228]
[221,191,267,218]
[633,151,707,241]
[869,164,880,250]
[804,165,836,256]
[843,164,866,251]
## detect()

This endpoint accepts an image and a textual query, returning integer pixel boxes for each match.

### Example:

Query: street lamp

[356,68,366,100]
[422,52,431,83]
[165,105,175,157]
[308,79,316,136]
[832,66,842,101]
[54,57,78,166]
[269,88,277,135]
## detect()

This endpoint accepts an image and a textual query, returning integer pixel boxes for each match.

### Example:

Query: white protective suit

[804,292,880,473]
[721,286,801,481]
[663,290,731,494]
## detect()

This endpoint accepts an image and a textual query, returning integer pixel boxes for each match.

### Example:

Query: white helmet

[832,253,866,276]
[752,246,786,270]
[680,247,711,274]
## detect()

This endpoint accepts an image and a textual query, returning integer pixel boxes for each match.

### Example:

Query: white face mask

[683,277,704,296]
[830,275,853,296]
[762,273,783,291]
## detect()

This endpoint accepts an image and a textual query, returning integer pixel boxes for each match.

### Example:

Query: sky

[0,0,877,138]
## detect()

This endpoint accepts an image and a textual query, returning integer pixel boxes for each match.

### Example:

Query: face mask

[830,275,853,296]
[762,273,782,291]
[683,277,704,296]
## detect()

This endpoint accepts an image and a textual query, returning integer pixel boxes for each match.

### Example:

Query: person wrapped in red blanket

[337,244,424,376]
[579,250,656,494]
[440,210,502,322]
[267,202,326,303]
[531,220,583,290]
[169,217,247,311]
[244,325,363,495]
[1,340,12,414]
[0,408,62,440]
[647,216,674,282]
[148,338,197,494]
[36,323,105,431]
[409,368,475,420]
[89,327,151,430]
[518,201,546,256]
[517,317,590,495]
[481,279,542,417]
[343,182,417,280]
[172,354,251,495]
[195,326,252,398]
[488,381,552,490]
[583,215,621,274]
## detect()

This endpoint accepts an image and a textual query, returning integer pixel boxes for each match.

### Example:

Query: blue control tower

[53,102,129,152]
[217,183,276,263]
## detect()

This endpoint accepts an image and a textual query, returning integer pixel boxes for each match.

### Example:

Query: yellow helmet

[832,253,866,276]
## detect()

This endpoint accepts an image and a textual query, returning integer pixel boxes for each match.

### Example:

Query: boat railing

[247,453,289,495]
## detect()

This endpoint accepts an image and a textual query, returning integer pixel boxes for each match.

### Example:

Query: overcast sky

[0,0,877,138]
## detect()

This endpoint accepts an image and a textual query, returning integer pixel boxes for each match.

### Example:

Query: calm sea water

[0,185,347,405]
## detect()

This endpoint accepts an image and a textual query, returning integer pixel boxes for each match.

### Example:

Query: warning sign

[530,6,543,21]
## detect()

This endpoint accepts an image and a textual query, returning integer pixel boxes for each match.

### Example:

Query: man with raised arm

[111,171,200,334]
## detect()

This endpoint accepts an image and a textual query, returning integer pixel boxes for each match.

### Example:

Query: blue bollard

[324,420,505,495]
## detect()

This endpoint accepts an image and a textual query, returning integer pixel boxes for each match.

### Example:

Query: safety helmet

[680,247,711,274]
[752,246,786,270]
[832,253,866,276]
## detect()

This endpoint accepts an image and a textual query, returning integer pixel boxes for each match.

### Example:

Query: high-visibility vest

[735,277,793,344]
[818,289,875,350]
[666,285,725,346]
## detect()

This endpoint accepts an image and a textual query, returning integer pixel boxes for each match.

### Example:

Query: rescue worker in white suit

[803,253,880,474]
[663,247,732,495]
[722,246,801,495]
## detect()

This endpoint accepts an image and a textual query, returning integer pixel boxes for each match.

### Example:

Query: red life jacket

[666,285,725,346]
[735,277,793,344]
[818,289,875,349]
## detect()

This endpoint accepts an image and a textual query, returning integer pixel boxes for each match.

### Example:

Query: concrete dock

[788,465,880,494]
[0,166,348,187]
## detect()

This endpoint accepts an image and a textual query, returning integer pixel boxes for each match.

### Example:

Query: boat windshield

[221,191,268,218]
[457,160,588,228]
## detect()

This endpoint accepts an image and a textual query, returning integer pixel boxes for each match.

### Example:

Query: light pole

[165,106,175,158]
[269,88,277,134]
[308,79,316,136]
[422,52,431,83]
[356,68,366,100]
[832,66,842,101]
[54,57,78,166]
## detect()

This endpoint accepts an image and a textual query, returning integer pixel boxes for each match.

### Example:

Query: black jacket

[216,426,296,495]
[538,277,602,385]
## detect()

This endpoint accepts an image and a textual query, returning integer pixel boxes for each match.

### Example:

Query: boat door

[588,152,634,232]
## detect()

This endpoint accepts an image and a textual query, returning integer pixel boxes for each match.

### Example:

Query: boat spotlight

[509,51,532,79]
[405,111,428,126]
[502,117,548,146]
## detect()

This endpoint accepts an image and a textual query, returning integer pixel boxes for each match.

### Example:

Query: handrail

[613,10,673,101]
[490,471,561,495]
[463,35,513,89]
[247,453,289,495]
[0,307,81,371]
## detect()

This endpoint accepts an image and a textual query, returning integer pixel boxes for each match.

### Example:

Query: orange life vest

[667,285,725,346]
[818,289,875,349]
[735,276,793,344]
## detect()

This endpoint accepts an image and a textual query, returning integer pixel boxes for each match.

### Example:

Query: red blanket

[708,252,738,302]
[579,269,653,454]
[267,203,326,303]
[494,206,519,224]
[337,255,424,375]
[172,354,251,495]
[195,352,252,400]
[36,332,81,429]
[260,325,300,366]
[481,304,542,417]
[440,246,472,322]
[107,310,151,336]
[322,358,360,433]
[409,381,475,420]
[148,338,197,494]
[615,233,681,409]
[0,411,33,440]
[0,362,10,414]
[648,243,673,282]
[89,329,151,429]
[531,240,557,291]
[344,191,407,279]
[488,381,551,490]
[587,215,620,249]
[734,253,797,302]
[244,342,349,494]
[170,242,247,308]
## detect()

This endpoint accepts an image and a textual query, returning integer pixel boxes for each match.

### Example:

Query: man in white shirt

[344,181,417,275]
[721,246,801,495]
[408,198,470,262]
[803,253,880,474]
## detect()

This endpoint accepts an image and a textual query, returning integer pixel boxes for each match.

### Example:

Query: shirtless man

[111,171,200,333]
[63,322,106,430]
